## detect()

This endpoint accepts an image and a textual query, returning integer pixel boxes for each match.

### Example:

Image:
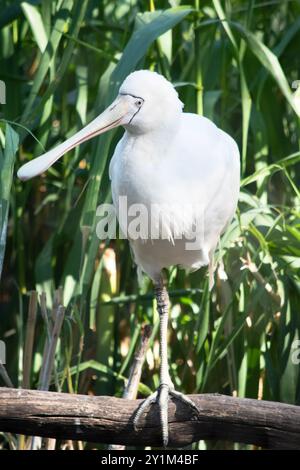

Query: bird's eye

[136,99,143,107]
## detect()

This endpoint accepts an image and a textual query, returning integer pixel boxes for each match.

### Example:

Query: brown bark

[0,387,299,449]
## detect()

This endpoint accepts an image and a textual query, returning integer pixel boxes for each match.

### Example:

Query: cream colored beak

[17,96,130,181]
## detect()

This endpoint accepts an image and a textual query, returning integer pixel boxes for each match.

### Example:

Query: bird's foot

[133,383,199,447]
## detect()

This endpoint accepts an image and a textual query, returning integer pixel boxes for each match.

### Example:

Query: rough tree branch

[0,387,299,449]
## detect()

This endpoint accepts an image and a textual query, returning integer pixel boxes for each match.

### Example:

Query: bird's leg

[156,281,171,446]
[133,280,199,447]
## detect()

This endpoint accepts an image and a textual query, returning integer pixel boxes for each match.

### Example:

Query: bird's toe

[169,389,200,418]
[133,386,198,448]
[133,391,158,431]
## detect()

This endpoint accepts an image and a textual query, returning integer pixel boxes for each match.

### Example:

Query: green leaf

[0,124,19,280]
[21,2,48,52]
[241,151,300,186]
[58,359,152,396]
[231,21,300,117]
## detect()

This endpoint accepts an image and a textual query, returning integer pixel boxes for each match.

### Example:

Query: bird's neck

[124,121,180,156]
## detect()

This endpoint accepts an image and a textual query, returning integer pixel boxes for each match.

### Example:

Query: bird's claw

[133,384,199,448]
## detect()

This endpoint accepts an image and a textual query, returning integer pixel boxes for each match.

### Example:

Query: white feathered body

[109,112,240,283]
[16,68,239,286]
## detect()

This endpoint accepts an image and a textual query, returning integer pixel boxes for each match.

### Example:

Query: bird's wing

[166,114,240,287]
[108,114,240,259]
[163,113,240,248]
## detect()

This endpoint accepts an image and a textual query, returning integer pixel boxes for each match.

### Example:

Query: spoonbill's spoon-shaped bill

[17,94,141,181]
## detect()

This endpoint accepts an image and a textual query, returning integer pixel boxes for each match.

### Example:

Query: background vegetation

[0,0,300,450]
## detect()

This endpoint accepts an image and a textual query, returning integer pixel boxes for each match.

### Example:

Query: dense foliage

[0,0,299,449]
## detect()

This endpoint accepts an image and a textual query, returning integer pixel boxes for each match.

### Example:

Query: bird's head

[119,70,183,135]
[17,70,183,181]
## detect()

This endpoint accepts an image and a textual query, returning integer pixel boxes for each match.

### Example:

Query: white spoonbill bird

[18,70,240,447]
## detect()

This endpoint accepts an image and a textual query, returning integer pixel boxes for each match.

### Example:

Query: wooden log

[0,387,299,449]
